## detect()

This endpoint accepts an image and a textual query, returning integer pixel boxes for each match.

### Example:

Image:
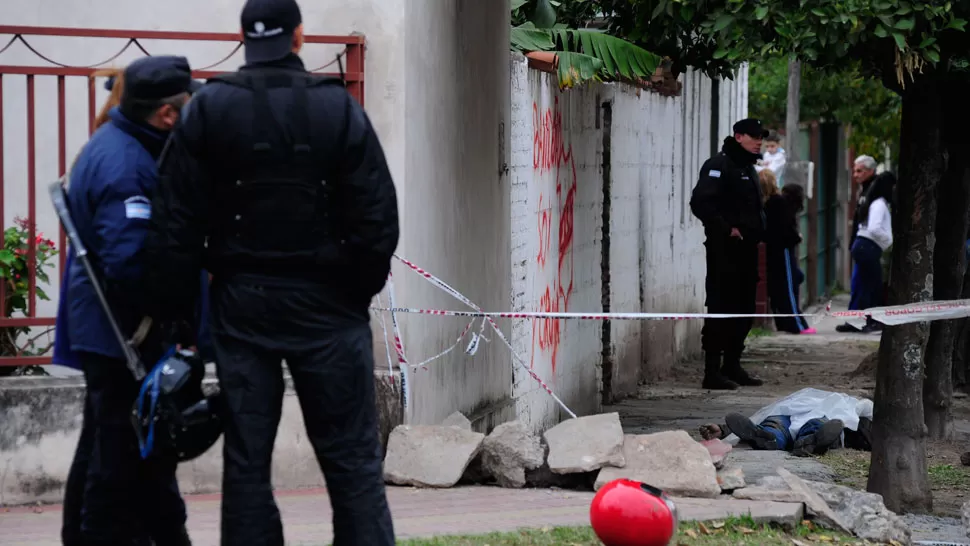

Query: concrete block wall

[510,55,748,430]
[510,60,604,431]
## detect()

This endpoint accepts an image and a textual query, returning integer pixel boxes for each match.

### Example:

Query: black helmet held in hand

[132,347,223,462]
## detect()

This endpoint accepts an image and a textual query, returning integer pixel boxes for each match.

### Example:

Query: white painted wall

[510,56,748,430]
[509,63,604,429]
[395,0,513,427]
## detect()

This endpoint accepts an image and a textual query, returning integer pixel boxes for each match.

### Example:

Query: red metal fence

[0,25,365,367]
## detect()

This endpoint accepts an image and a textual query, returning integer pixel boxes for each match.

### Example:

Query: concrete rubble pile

[382,412,916,544]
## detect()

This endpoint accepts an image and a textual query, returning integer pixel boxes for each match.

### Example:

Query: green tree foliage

[509,0,661,89]
[748,57,902,162]
[598,0,966,82]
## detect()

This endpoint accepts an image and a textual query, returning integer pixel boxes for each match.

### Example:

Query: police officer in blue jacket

[141,0,399,544]
[53,55,204,546]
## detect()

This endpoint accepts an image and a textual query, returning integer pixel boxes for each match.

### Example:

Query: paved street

[1,486,595,545]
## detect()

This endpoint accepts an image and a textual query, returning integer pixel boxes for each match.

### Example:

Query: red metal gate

[0,25,365,367]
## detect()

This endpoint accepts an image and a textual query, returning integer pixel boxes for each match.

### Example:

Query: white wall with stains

[509,55,748,431]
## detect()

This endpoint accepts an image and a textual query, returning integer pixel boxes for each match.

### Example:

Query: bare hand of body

[699,423,723,441]
[730,227,743,240]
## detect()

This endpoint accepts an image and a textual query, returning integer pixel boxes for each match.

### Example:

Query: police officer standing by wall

[140,0,399,544]
[54,55,200,546]
[690,119,769,391]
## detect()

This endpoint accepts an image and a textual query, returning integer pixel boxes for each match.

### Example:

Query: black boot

[792,419,844,457]
[722,353,763,387]
[701,352,739,390]
[835,322,861,333]
[725,413,778,450]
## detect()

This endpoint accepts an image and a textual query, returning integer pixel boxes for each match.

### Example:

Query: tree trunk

[785,58,801,163]
[866,78,941,515]
[923,83,970,440]
[953,271,970,392]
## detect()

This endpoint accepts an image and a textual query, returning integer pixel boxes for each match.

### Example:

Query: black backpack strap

[290,75,311,155]
[247,73,275,154]
[209,70,318,156]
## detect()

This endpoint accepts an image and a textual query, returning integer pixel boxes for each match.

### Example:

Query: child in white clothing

[757,132,787,186]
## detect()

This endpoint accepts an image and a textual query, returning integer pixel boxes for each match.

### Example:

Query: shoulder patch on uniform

[709,170,722,178]
[124,195,151,220]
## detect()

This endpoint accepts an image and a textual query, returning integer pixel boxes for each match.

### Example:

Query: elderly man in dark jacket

[690,118,769,391]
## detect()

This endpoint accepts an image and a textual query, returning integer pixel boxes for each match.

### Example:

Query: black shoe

[861,322,883,334]
[792,419,844,457]
[723,366,764,387]
[836,322,861,333]
[725,413,778,450]
[702,373,739,391]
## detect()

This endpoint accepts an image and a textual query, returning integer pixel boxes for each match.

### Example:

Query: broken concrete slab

[673,497,804,528]
[777,468,852,534]
[749,474,911,544]
[544,413,625,474]
[717,466,746,492]
[594,431,720,498]
[481,421,544,488]
[733,485,805,503]
[963,500,969,538]
[441,412,472,431]
[807,480,912,545]
[383,425,485,488]
[701,438,732,470]
[726,448,837,484]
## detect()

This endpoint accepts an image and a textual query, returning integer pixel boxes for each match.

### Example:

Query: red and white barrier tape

[384,272,412,416]
[389,254,579,419]
[376,295,970,325]
[380,253,970,421]
[827,299,970,325]
[371,307,819,321]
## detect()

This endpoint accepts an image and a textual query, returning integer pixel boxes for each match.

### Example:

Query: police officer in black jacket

[690,119,768,391]
[140,0,398,544]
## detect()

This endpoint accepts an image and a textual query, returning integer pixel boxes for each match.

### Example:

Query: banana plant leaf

[510,25,662,88]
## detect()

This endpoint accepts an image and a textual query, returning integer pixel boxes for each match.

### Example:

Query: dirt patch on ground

[821,443,970,517]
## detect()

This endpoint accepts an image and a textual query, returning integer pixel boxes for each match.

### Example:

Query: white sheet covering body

[723,388,873,446]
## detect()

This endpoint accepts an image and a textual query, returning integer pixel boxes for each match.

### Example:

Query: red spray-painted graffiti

[530,98,576,374]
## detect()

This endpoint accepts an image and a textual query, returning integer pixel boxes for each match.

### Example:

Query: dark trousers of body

[849,236,883,312]
[758,416,829,451]
[210,279,394,546]
[702,238,759,371]
[62,352,187,546]
[767,248,810,334]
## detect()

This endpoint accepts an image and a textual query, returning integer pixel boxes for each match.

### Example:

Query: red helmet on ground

[589,479,678,546]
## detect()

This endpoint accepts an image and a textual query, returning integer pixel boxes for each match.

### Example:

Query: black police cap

[733,118,770,139]
[241,0,303,64]
[122,56,201,102]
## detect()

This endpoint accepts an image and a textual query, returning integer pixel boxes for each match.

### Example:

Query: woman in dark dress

[761,170,814,334]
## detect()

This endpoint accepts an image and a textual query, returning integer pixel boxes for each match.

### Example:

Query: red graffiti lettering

[530,97,576,375]
[537,195,551,268]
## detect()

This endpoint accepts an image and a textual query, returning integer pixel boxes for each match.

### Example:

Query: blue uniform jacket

[52,108,213,368]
